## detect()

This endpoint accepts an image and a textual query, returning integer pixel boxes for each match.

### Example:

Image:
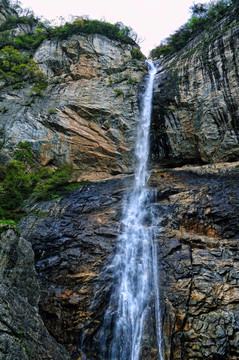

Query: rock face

[150,165,239,360]
[19,177,129,359]
[1,2,239,360]
[19,165,239,360]
[0,32,145,181]
[0,225,70,360]
[0,0,17,25]
[151,3,239,166]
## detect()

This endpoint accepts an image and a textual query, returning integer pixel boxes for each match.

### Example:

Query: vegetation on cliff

[0,142,74,221]
[150,0,237,58]
[0,1,143,96]
[48,17,139,45]
[0,0,141,52]
[0,0,45,51]
[0,45,47,94]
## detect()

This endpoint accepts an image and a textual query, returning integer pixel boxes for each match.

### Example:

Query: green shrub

[150,0,233,58]
[33,164,74,200]
[62,182,86,191]
[0,165,7,181]
[0,7,47,52]
[0,219,16,226]
[11,82,24,89]
[0,207,5,218]
[0,142,74,220]
[14,141,34,165]
[0,2,140,53]
[49,18,137,45]
[30,86,44,97]
[114,89,124,96]
[0,30,48,52]
[0,160,35,210]
[48,109,57,114]
[126,77,138,85]
[0,46,47,93]
[0,14,38,33]
[0,107,8,113]
[131,48,144,60]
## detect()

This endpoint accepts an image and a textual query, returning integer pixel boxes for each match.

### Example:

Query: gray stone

[0,226,70,360]
[151,2,239,167]
[0,33,146,181]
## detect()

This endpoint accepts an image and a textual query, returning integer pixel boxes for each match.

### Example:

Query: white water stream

[100,61,163,360]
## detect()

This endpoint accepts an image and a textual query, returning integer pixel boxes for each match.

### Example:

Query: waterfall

[100,61,163,360]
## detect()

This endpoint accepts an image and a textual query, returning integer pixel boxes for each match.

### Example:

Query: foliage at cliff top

[150,0,237,58]
[0,0,139,53]
[48,17,138,46]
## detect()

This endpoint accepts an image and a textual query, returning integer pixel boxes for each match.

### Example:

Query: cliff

[0,225,70,359]
[18,164,239,360]
[1,1,239,360]
[0,1,146,181]
[151,1,239,166]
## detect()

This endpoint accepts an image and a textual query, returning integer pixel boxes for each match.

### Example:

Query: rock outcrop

[0,32,145,181]
[151,2,239,167]
[0,0,17,25]
[19,177,129,359]
[150,164,239,360]
[0,225,70,359]
[19,164,239,360]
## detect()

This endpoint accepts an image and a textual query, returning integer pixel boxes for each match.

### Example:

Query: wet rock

[0,226,70,360]
[19,177,133,358]
[19,165,239,360]
[150,166,239,360]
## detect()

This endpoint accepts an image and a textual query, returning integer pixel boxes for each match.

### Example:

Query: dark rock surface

[0,226,71,360]
[19,165,239,359]
[150,165,239,360]
[19,176,132,359]
[151,2,239,167]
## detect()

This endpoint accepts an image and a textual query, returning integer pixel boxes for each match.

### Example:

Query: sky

[18,0,209,56]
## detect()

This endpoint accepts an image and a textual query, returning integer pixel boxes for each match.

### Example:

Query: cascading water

[100,61,163,360]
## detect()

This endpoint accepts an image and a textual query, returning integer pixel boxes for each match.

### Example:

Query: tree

[190,3,208,17]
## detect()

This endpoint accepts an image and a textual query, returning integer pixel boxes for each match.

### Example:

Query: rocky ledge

[18,162,239,360]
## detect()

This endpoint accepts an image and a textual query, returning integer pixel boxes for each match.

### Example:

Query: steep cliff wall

[1,2,239,360]
[0,27,145,181]
[0,225,70,359]
[151,2,239,166]
[19,164,239,360]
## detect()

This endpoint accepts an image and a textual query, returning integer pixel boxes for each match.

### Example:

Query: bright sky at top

[18,0,210,56]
